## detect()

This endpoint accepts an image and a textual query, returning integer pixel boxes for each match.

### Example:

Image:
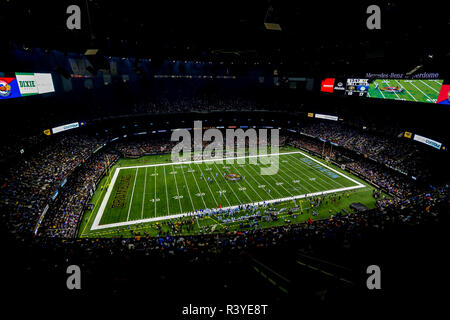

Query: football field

[83,150,365,233]
[367,79,443,103]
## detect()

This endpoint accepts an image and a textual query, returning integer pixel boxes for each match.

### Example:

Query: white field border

[90,151,365,231]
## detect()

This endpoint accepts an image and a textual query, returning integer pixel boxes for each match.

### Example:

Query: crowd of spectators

[0,135,107,237]
[132,95,268,114]
[298,121,424,176]
[40,152,119,238]
[116,139,176,157]
[14,183,448,263]
[289,136,419,198]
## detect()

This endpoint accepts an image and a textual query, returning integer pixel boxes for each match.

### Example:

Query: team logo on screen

[225,173,241,181]
[358,86,367,91]
[334,81,345,91]
[0,80,11,97]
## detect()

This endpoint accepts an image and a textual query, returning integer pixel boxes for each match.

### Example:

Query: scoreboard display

[345,78,369,96]
[320,75,447,105]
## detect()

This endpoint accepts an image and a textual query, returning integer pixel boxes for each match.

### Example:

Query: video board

[320,75,447,105]
[367,79,444,104]
[320,77,370,97]
[345,79,369,96]
[0,72,55,100]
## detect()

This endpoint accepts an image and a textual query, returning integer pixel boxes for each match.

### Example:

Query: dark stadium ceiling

[2,0,448,75]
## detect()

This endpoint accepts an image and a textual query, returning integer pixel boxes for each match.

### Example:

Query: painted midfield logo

[225,173,242,181]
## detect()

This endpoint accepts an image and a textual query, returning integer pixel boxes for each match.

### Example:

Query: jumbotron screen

[367,79,444,104]
[321,77,449,105]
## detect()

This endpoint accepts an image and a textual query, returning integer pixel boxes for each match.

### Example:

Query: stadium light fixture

[84,49,99,55]
[264,23,282,31]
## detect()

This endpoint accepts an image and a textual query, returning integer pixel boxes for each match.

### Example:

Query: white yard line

[287,154,345,189]
[221,163,254,203]
[141,167,147,219]
[206,162,232,207]
[419,80,440,93]
[171,164,183,213]
[268,157,321,192]
[377,81,387,99]
[277,158,320,192]
[188,164,208,208]
[126,168,138,221]
[284,157,326,190]
[90,150,365,231]
[384,80,402,100]
[154,166,157,217]
[292,151,363,187]
[180,163,196,212]
[237,163,275,200]
[245,163,284,198]
[163,166,170,216]
[194,163,219,207]
[253,159,296,197]
[394,80,417,101]
[407,81,433,101]
[229,162,265,202]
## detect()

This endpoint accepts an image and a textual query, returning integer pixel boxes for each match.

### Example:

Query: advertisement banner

[35,73,55,94]
[1,73,55,100]
[0,77,22,99]
[320,78,335,93]
[436,81,450,105]
[413,134,442,150]
[52,122,80,134]
[15,72,39,96]
[315,113,338,121]
[332,78,347,95]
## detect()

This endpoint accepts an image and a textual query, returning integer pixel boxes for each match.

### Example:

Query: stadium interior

[1,0,449,317]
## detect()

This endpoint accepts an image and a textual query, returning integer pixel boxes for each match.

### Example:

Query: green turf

[367,79,443,103]
[78,147,382,238]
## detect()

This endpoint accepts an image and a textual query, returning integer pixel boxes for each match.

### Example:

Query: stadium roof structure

[2,0,448,76]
